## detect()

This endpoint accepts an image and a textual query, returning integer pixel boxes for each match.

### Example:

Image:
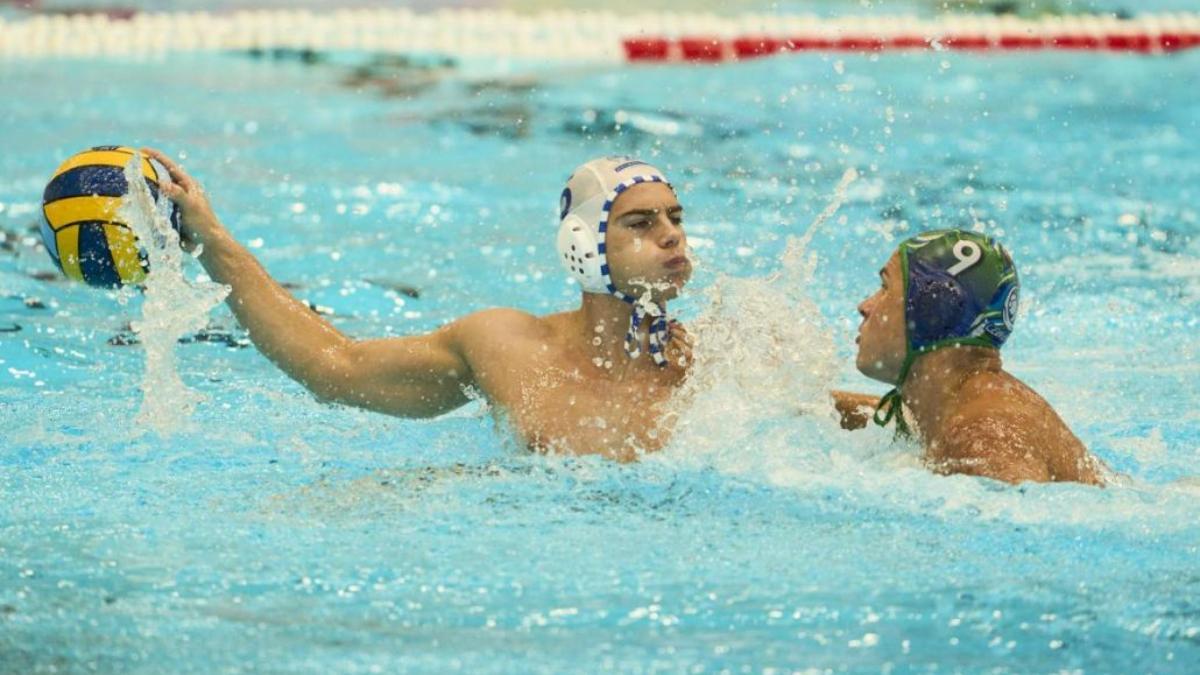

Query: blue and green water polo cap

[874,229,1020,432]
[901,229,1019,353]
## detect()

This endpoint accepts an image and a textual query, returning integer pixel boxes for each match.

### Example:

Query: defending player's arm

[830,390,879,430]
[144,147,474,417]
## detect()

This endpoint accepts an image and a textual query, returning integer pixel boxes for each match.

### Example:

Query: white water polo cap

[556,156,676,367]
[557,156,673,294]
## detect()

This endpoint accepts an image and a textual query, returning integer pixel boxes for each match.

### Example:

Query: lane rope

[0,9,1196,60]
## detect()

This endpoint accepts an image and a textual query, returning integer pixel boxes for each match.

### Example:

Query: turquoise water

[2,47,1199,672]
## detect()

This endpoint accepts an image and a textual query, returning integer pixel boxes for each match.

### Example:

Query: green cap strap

[872,349,916,437]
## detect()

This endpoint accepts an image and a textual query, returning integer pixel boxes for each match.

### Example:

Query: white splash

[653,167,1200,529]
[119,152,229,434]
[665,168,860,474]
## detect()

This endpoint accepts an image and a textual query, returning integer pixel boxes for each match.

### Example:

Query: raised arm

[145,147,473,418]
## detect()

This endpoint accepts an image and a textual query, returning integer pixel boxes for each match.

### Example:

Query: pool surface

[2,38,1199,672]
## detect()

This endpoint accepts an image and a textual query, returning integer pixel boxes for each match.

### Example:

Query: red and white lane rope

[625,15,1200,62]
[0,9,1196,61]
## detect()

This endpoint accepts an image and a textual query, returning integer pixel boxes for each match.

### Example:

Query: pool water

[1,45,1199,672]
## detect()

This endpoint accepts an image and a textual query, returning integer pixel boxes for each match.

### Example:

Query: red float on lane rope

[732,37,783,58]
[998,34,1045,49]
[623,23,1200,63]
[679,36,724,62]
[942,35,991,49]
[622,37,671,61]
[890,35,931,49]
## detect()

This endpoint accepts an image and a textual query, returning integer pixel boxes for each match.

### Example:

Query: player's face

[604,182,691,302]
[856,252,908,383]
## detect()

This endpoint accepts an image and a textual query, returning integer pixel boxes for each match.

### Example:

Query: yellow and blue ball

[41,145,180,288]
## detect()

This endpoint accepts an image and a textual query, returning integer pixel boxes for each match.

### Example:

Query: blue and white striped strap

[598,174,673,369]
[624,300,671,367]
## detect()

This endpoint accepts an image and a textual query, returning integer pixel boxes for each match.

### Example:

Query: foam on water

[666,168,857,464]
[118,153,228,434]
[657,166,1200,533]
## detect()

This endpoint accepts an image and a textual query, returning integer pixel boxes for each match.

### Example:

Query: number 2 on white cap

[947,240,982,276]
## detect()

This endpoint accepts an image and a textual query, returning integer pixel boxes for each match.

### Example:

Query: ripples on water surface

[1,46,1198,672]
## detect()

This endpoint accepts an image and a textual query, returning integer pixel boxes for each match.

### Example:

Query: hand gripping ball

[41,145,180,287]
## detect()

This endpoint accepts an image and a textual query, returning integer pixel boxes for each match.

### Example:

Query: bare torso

[143,147,702,461]
[456,309,689,460]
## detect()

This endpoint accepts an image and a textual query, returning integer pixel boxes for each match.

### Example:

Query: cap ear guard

[979,280,1019,346]
[905,261,972,351]
[557,213,606,293]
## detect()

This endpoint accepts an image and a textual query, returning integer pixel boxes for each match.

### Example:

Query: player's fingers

[141,147,197,192]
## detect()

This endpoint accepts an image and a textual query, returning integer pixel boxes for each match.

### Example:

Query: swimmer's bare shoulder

[930,408,1052,484]
[931,374,1102,485]
[315,308,549,419]
[451,307,545,335]
[448,307,550,363]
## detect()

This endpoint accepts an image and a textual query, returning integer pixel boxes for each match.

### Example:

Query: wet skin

[148,146,692,460]
[856,252,1103,485]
